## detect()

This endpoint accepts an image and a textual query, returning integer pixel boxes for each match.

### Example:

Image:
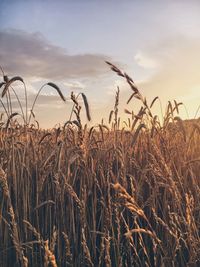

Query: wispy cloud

[134,51,159,69]
[0,29,110,79]
[132,35,200,117]
[135,36,200,97]
[62,81,85,91]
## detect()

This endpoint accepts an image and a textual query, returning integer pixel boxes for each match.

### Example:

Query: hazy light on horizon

[0,0,200,127]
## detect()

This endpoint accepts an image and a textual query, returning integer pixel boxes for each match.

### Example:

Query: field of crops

[0,63,200,266]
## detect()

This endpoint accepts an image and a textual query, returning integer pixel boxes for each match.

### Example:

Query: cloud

[0,29,110,79]
[62,81,85,91]
[113,35,200,120]
[132,36,200,111]
[134,51,158,69]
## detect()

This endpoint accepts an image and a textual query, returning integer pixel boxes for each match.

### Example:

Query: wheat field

[0,63,200,266]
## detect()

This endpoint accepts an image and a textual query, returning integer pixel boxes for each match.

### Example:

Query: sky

[0,0,200,128]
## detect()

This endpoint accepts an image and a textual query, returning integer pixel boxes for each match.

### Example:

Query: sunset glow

[0,0,200,126]
[1,2,200,266]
